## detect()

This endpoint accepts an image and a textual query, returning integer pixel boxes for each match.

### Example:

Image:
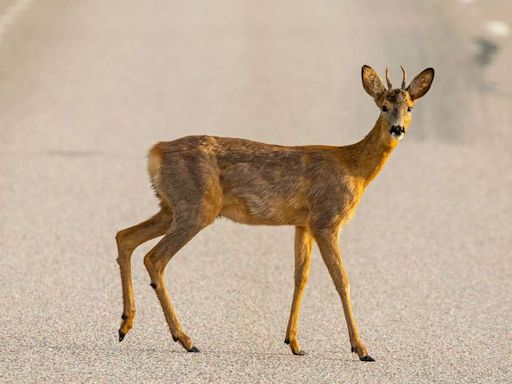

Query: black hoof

[292,350,306,356]
[284,338,290,345]
[351,346,356,353]
[121,314,128,320]
[118,330,126,342]
[187,346,200,353]
[359,355,375,362]
[172,336,179,342]
[150,283,157,289]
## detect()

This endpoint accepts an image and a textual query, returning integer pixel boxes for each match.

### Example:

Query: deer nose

[390,125,405,135]
[389,125,406,140]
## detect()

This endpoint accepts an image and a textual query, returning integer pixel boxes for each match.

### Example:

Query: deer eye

[407,106,412,112]
[381,106,388,112]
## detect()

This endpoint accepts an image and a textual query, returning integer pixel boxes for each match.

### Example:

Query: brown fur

[116,65,434,359]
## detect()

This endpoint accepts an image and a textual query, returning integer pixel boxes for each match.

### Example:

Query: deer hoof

[359,355,375,362]
[118,330,126,342]
[292,349,306,356]
[351,346,356,353]
[284,338,290,345]
[172,336,179,342]
[187,346,200,353]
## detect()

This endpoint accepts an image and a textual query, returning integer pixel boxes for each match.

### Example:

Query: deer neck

[343,116,397,187]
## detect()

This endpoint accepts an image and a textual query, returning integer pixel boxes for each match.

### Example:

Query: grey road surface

[1,1,511,383]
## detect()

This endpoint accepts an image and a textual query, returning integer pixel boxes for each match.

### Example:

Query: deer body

[149,135,375,229]
[116,65,434,362]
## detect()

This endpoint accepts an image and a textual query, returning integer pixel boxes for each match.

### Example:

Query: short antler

[385,66,393,90]
[400,65,407,89]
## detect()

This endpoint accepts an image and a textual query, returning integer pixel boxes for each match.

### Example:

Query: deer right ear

[361,65,386,99]
[407,68,435,101]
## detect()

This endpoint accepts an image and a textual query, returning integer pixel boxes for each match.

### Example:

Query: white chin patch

[391,132,405,141]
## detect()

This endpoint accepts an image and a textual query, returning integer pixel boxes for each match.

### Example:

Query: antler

[400,65,407,89]
[385,66,393,90]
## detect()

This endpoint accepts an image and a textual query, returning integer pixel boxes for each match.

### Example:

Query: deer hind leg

[144,208,217,352]
[116,207,173,341]
[285,226,313,355]
[313,228,374,362]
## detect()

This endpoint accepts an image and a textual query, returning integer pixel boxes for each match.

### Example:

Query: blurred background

[0,1,511,383]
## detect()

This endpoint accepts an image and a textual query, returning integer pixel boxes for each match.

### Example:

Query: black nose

[390,125,405,135]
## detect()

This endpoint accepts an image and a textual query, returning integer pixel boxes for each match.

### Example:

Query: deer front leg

[285,226,313,355]
[313,228,374,362]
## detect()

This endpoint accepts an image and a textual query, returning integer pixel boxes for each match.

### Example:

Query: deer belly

[219,195,309,226]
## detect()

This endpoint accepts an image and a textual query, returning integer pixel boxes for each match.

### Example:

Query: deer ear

[407,68,434,101]
[361,65,386,98]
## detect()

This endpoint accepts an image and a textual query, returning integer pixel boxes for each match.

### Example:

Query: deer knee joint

[115,230,127,246]
[143,254,153,270]
[295,275,309,287]
[116,230,136,255]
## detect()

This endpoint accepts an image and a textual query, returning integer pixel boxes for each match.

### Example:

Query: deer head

[361,65,434,145]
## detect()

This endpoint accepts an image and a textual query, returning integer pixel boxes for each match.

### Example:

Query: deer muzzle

[389,125,405,140]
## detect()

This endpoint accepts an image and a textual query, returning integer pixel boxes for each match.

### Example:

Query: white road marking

[485,20,511,37]
[0,0,35,44]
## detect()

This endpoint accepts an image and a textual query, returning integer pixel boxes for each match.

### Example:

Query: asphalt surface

[1,1,511,383]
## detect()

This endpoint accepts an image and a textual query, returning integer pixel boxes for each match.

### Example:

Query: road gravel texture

[0,1,511,383]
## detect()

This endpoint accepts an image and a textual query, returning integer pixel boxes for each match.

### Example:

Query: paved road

[1,1,511,383]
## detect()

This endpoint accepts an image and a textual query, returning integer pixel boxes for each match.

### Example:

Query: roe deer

[116,65,434,361]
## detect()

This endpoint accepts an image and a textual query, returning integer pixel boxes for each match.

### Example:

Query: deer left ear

[361,65,386,99]
[407,68,434,101]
